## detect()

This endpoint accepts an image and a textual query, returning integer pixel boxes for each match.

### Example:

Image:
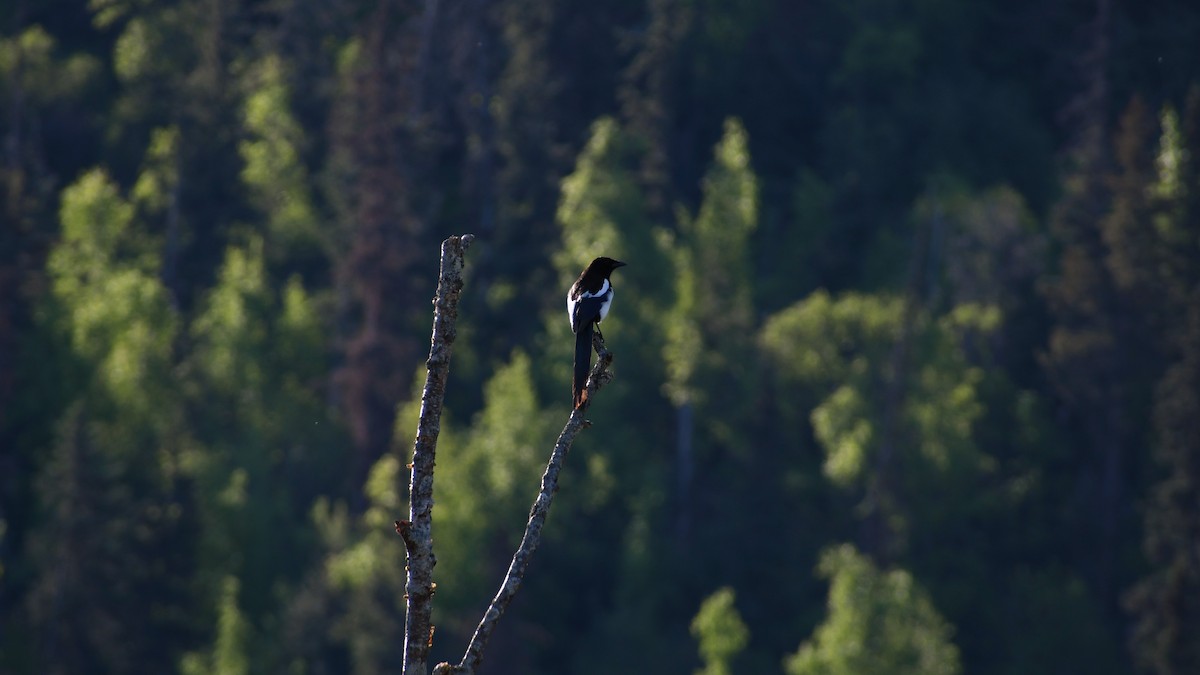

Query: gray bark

[400,234,474,675]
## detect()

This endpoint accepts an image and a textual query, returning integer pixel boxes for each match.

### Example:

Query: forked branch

[433,332,615,675]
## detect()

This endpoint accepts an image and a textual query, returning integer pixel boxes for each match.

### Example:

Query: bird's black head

[589,256,627,274]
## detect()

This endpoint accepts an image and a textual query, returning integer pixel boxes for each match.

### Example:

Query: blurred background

[2,0,1200,673]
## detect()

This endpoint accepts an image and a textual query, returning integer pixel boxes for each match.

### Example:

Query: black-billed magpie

[567,256,626,409]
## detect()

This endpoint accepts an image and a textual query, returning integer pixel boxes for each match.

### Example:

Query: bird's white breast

[597,290,613,322]
[592,279,613,322]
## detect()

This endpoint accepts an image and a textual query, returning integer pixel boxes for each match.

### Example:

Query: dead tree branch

[402,233,474,675]
[433,332,615,675]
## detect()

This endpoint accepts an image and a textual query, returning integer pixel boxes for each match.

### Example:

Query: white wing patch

[597,292,613,322]
[567,279,614,333]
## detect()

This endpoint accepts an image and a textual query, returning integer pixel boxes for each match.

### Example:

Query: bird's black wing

[570,293,606,335]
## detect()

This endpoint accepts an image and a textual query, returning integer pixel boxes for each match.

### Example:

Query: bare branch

[434,333,615,675]
[403,233,474,675]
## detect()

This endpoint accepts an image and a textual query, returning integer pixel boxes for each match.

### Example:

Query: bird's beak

[614,260,627,268]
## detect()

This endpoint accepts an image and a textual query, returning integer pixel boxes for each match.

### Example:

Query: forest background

[2,0,1200,673]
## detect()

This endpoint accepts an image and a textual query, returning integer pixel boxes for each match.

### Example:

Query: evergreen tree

[327,3,436,497]
[238,54,326,270]
[180,576,253,675]
[690,587,749,675]
[1128,303,1200,675]
[26,169,197,674]
[785,544,961,675]
[7,3,1200,674]
[99,0,254,308]
[0,24,105,664]
[664,116,758,546]
[185,237,341,666]
[546,115,684,674]
[313,455,408,675]
[1126,87,1200,675]
[618,0,691,218]
[1040,94,1155,610]
[761,291,998,557]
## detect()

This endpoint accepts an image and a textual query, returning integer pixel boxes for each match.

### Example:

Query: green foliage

[239,54,324,258]
[756,169,835,310]
[1128,305,1200,675]
[52,169,138,287]
[664,117,757,405]
[686,117,757,328]
[1152,106,1184,206]
[550,113,673,453]
[26,402,197,674]
[761,291,901,394]
[557,118,645,267]
[761,292,996,493]
[429,351,558,618]
[1041,83,1183,674]
[323,456,406,594]
[26,163,193,674]
[186,237,340,640]
[691,587,749,675]
[113,17,154,83]
[555,116,673,331]
[1127,87,1200,675]
[49,168,177,429]
[0,26,100,103]
[307,453,408,675]
[8,3,1200,674]
[786,545,961,675]
[180,576,253,675]
[191,240,270,392]
[927,183,1048,392]
[294,351,559,669]
[999,567,1125,675]
[132,126,180,213]
[835,23,922,89]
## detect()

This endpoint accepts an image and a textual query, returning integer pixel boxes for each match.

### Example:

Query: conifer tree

[691,587,749,675]
[786,544,961,675]
[1128,303,1200,675]
[0,26,105,653]
[664,117,758,541]
[1041,96,1152,605]
[27,169,196,674]
[1127,87,1200,675]
[327,3,435,496]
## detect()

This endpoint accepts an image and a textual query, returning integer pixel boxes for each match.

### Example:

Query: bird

[567,256,626,409]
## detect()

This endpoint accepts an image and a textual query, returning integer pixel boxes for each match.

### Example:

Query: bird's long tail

[573,322,593,409]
